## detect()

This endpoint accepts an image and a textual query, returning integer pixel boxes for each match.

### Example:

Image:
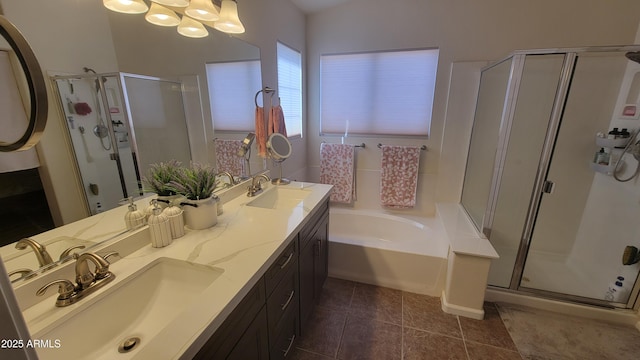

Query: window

[206,59,262,131]
[320,48,439,136]
[277,42,302,137]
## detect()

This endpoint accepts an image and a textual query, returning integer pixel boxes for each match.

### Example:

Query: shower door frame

[480,45,640,310]
[51,72,144,213]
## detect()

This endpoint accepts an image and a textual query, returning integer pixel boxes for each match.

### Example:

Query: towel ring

[254,87,275,107]
[377,143,427,151]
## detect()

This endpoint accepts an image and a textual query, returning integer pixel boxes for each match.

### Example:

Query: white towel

[320,143,356,204]
[380,145,421,208]
[0,51,40,173]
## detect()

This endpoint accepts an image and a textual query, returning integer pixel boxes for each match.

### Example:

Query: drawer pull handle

[279,252,294,269]
[281,290,295,311]
[282,334,296,357]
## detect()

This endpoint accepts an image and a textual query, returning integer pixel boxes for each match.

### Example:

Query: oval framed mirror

[266,132,292,185]
[0,15,47,152]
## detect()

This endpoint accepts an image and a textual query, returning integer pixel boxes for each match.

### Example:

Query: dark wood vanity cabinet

[298,200,329,334]
[193,280,269,360]
[195,198,329,359]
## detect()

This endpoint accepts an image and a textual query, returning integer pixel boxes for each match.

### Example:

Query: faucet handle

[100,251,120,263]
[36,279,76,299]
[59,245,87,262]
[8,268,35,281]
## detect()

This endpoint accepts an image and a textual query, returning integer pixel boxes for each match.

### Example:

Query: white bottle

[163,204,185,239]
[605,276,628,302]
[147,200,172,248]
[124,197,146,230]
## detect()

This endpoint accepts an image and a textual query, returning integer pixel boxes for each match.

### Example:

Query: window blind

[206,59,261,131]
[320,48,438,136]
[277,42,302,137]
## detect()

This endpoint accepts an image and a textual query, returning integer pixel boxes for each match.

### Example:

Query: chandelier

[103,0,245,38]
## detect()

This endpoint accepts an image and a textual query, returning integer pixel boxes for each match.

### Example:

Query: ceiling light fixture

[105,0,245,38]
[213,0,244,34]
[151,0,189,7]
[103,0,149,14]
[145,3,181,26]
[185,0,219,22]
[177,15,209,38]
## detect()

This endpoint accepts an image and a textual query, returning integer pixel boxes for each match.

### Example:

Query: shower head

[625,51,640,64]
[83,67,107,92]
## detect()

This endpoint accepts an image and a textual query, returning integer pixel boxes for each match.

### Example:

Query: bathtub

[328,208,449,296]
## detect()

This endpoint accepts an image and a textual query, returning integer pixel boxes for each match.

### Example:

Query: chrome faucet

[247,173,271,197]
[217,171,237,187]
[15,238,54,267]
[36,252,117,307]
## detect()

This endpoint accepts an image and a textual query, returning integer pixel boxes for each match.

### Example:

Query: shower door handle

[542,180,555,194]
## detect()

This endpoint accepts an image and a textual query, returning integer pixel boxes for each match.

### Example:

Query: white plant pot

[182,197,218,230]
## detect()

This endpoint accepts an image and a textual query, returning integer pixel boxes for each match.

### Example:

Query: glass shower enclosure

[52,73,191,215]
[461,46,640,309]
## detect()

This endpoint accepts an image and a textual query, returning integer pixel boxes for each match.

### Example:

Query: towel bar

[321,142,365,148]
[377,143,427,151]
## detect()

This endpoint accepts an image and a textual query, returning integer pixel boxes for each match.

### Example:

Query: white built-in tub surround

[328,208,449,296]
[18,181,332,360]
[436,203,499,320]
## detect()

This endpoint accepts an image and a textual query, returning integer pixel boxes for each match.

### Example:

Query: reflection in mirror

[52,73,142,215]
[0,3,263,281]
[267,132,292,185]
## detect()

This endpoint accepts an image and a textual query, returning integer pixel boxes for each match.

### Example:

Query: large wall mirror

[0,1,263,281]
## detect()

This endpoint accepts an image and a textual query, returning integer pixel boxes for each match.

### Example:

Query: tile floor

[292,278,640,360]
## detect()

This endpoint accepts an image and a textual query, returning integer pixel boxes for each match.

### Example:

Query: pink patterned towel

[380,145,421,209]
[215,139,244,175]
[320,143,356,204]
[268,105,288,137]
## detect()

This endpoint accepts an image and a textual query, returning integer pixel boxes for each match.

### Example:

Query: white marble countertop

[21,181,332,359]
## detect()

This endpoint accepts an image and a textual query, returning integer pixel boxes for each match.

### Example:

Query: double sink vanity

[11,179,332,359]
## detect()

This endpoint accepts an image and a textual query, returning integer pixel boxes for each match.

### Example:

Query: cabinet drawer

[267,259,299,333]
[265,238,298,295]
[270,302,299,360]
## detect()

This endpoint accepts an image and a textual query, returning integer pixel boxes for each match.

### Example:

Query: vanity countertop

[21,181,332,359]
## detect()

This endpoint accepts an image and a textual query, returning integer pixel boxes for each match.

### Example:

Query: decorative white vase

[182,197,218,230]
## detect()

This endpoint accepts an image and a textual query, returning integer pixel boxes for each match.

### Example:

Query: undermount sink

[34,257,223,360]
[246,186,312,210]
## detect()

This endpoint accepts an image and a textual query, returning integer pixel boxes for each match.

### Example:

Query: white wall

[305,0,640,216]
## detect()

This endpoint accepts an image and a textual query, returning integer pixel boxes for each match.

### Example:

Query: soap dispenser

[124,197,146,230]
[147,200,172,248]
[163,203,185,239]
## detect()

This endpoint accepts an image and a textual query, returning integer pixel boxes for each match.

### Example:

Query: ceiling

[289,0,353,14]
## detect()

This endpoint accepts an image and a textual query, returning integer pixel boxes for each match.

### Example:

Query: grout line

[457,315,471,360]
[401,292,404,359]
[334,309,349,359]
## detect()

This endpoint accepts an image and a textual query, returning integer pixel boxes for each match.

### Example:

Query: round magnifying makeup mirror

[0,15,48,152]
[266,132,292,185]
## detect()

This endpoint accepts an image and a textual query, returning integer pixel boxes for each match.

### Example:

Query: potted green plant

[169,163,218,229]
[142,160,183,207]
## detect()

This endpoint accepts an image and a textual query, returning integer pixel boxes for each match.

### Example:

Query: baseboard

[440,290,485,320]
